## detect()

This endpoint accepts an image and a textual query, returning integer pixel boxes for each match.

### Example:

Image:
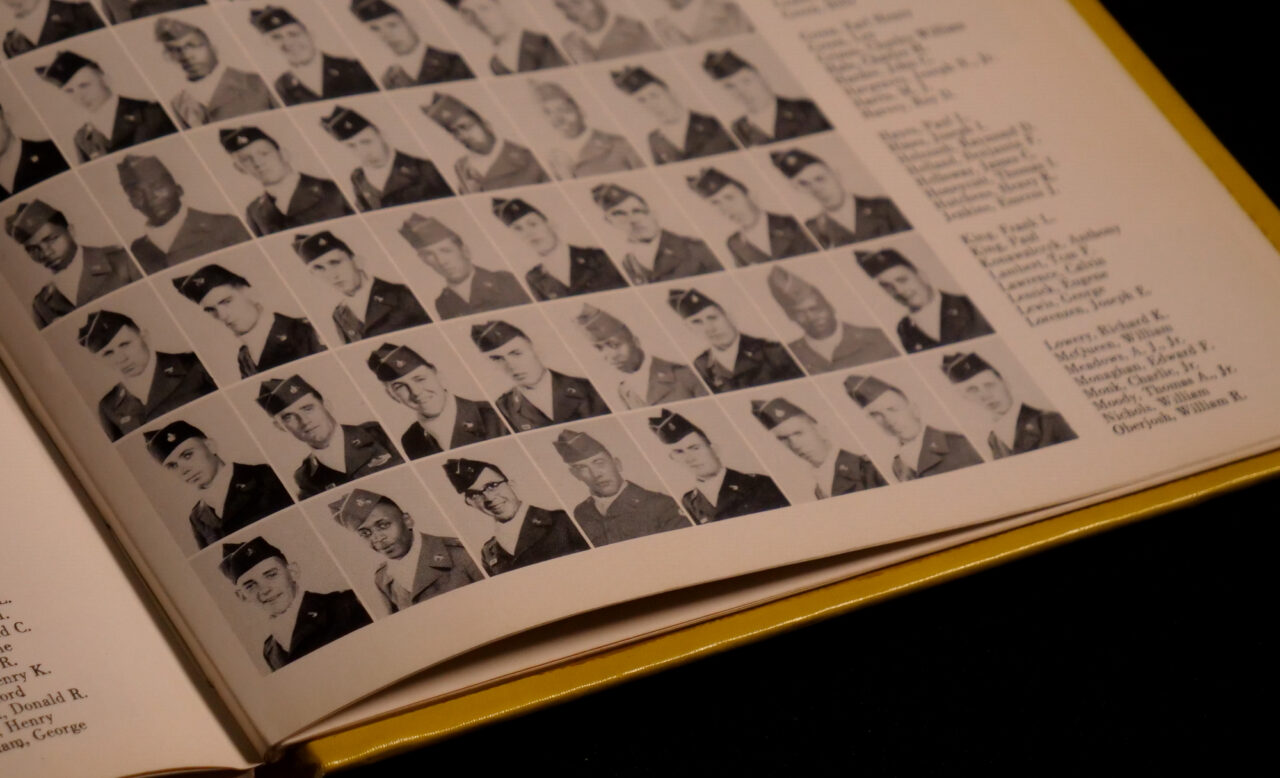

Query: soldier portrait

[171,262,324,379]
[844,373,982,482]
[219,535,372,671]
[590,181,722,284]
[329,487,481,613]
[437,0,566,76]
[4,197,140,328]
[77,308,217,441]
[143,418,293,549]
[547,0,658,63]
[256,373,404,500]
[701,49,831,147]
[648,0,752,47]
[940,351,1077,459]
[367,341,507,459]
[219,125,354,237]
[102,0,204,24]
[421,91,550,193]
[490,196,626,300]
[648,407,788,524]
[34,48,178,163]
[0,100,70,197]
[2,0,104,59]
[764,265,896,373]
[396,211,530,319]
[573,302,706,409]
[471,319,611,432]
[525,78,642,179]
[152,15,278,129]
[348,0,473,89]
[855,246,994,354]
[114,153,250,273]
[750,397,885,500]
[770,147,911,249]
[442,456,588,575]
[247,4,377,106]
[684,165,817,267]
[610,65,736,165]
[319,104,453,212]
[667,287,803,394]
[291,230,430,345]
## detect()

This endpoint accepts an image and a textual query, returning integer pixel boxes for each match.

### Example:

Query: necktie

[621,253,652,285]
[75,124,111,161]
[236,345,257,377]
[814,481,828,500]
[489,56,512,76]
[988,431,1013,459]
[257,192,287,234]
[3,30,35,57]
[352,168,382,211]
[171,90,209,129]
[383,64,416,89]
[687,490,716,524]
[618,382,645,410]
[891,454,917,482]
[333,304,364,344]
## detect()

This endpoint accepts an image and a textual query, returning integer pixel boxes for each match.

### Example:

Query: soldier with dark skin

[350,0,473,88]
[422,92,550,193]
[770,148,911,249]
[0,101,69,197]
[397,213,530,319]
[491,197,626,301]
[610,65,736,165]
[320,105,452,212]
[154,16,278,128]
[3,0,104,59]
[766,266,897,373]
[551,0,658,63]
[221,126,354,237]
[685,166,817,267]
[249,5,377,106]
[844,374,982,482]
[702,49,832,147]
[750,397,886,499]
[941,352,1077,459]
[530,79,642,179]
[574,303,707,409]
[591,182,722,284]
[855,248,994,354]
[667,287,804,393]
[438,0,566,76]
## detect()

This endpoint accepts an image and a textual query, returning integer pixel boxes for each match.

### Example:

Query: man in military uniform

[102,0,203,24]
[329,487,481,613]
[471,319,610,432]
[116,154,250,273]
[668,288,803,393]
[422,92,549,193]
[35,49,177,162]
[143,419,293,549]
[0,101,69,197]
[844,374,982,481]
[649,408,788,524]
[292,230,430,344]
[350,0,473,89]
[770,148,911,248]
[491,197,626,301]
[438,0,566,75]
[766,266,896,373]
[78,309,217,441]
[551,0,658,62]
[855,247,994,353]
[591,182,722,284]
[685,166,816,267]
[319,105,451,213]
[249,5,377,106]
[650,0,752,46]
[941,352,1077,459]
[367,342,507,459]
[610,65,736,165]
[702,50,831,147]
[530,79,642,179]
[154,16,278,129]
[750,397,885,500]
[4,198,140,328]
[172,263,325,378]
[257,374,404,500]
[397,212,530,319]
[2,0,103,58]
[221,126,354,236]
[574,303,706,409]
[553,428,688,546]
[221,537,372,671]
[443,457,588,575]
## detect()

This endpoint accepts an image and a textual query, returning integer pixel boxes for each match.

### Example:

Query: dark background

[342,4,1278,774]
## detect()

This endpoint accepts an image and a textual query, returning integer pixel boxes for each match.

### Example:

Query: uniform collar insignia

[369,453,391,467]
[433,554,446,563]
[163,365,177,375]
[373,295,383,303]
[306,610,318,619]
[565,386,577,395]
[120,415,132,423]
[29,155,38,163]
[520,422,532,430]
[463,421,474,429]
[277,333,288,341]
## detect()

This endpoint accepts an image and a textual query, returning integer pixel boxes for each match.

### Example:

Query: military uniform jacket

[245,173,354,237]
[351,150,453,212]
[895,292,995,354]
[787,322,898,374]
[525,246,627,301]
[826,449,887,499]
[433,265,530,320]
[187,462,292,550]
[619,355,707,409]
[273,54,377,106]
[623,229,723,285]
[454,140,550,194]
[573,481,688,546]
[98,351,216,441]
[2,0,103,58]
[998,404,1077,458]
[893,426,982,481]
[480,505,588,576]
[681,468,790,525]
[647,112,737,165]
[487,30,567,75]
[496,370,609,432]
[262,590,372,671]
[560,15,658,61]
[101,0,204,23]
[382,46,473,89]
[238,313,324,378]
[293,422,404,500]
[725,212,818,267]
[0,138,69,197]
[566,130,644,178]
[400,396,507,460]
[693,333,804,394]
[74,96,178,163]
[804,196,912,249]
[731,96,833,147]
[175,67,278,129]
[333,277,431,345]
[375,533,481,613]
[129,208,251,273]
[32,244,139,329]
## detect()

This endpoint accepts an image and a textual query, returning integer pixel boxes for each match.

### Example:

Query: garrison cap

[591,182,640,211]
[329,487,394,530]
[422,92,478,130]
[611,65,661,94]
[350,0,400,21]
[574,303,628,342]
[219,126,276,153]
[220,536,285,582]
[491,197,540,226]
[767,266,823,309]
[770,149,823,178]
[154,16,204,42]
[751,397,808,430]
[117,154,175,189]
[855,248,915,278]
[292,231,352,263]
[942,352,996,383]
[35,50,99,87]
[443,457,491,493]
[702,49,752,79]
[173,264,249,303]
[320,105,373,141]
[667,288,717,318]
[144,419,205,462]
[686,167,741,198]
[553,429,607,463]
[257,374,319,415]
[77,310,136,353]
[5,199,60,243]
[398,213,458,249]
[470,320,525,352]
[250,6,300,33]
[844,374,897,407]
[648,408,702,445]
[367,342,433,382]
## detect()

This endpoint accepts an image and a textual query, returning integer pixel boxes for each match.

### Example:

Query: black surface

[341,6,1279,775]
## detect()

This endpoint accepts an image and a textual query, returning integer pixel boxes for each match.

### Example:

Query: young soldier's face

[719,67,774,113]
[62,66,112,113]
[355,503,415,560]
[267,23,317,67]
[125,174,185,227]
[785,292,838,340]
[274,393,338,449]
[231,140,290,187]
[791,163,845,211]
[343,126,393,169]
[417,237,472,284]
[510,212,558,255]
[97,326,152,378]
[446,112,497,155]
[875,266,933,312]
[771,415,828,467]
[366,12,420,56]
[235,557,298,618]
[554,0,607,32]
[593,331,643,373]
[457,0,511,40]
[22,221,77,271]
[632,83,682,125]
[199,284,262,337]
[540,94,586,140]
[685,305,738,350]
[464,466,520,521]
[864,390,923,444]
[307,249,363,297]
[163,31,219,80]
[568,451,625,498]
[958,369,1014,417]
[486,336,546,388]
[668,431,721,480]
[605,196,659,242]
[386,365,449,418]
[706,183,759,228]
[162,437,221,488]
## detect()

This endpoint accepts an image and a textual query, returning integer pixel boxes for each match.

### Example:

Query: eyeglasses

[463,479,507,504]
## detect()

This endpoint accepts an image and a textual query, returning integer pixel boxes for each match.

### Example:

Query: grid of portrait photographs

[0,0,1078,675]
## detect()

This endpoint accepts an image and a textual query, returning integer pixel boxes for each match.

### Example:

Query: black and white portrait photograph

[429,0,567,78]
[0,68,71,196]
[415,83,550,193]
[643,0,754,48]
[1,0,106,59]
[343,0,475,90]
[531,0,659,64]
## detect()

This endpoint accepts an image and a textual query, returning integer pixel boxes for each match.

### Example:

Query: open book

[2,1,1278,775]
